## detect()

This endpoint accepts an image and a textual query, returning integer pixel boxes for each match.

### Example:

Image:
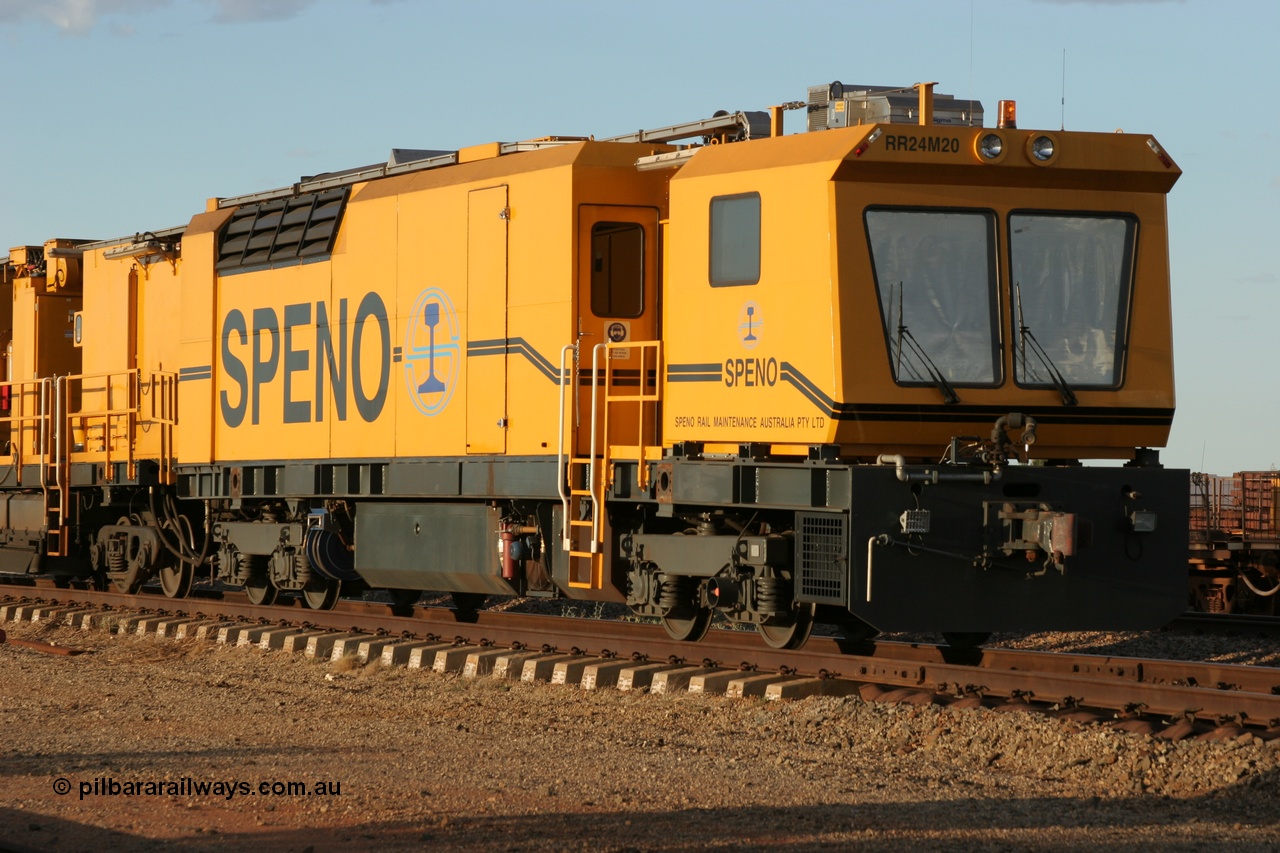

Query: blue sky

[1,0,1276,473]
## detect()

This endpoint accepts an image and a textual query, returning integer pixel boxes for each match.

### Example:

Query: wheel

[451,592,487,612]
[757,603,817,650]
[941,632,990,650]
[661,606,712,642]
[158,561,193,599]
[301,577,341,610]
[244,571,278,606]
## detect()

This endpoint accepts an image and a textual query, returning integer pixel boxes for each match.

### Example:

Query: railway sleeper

[5,595,1280,739]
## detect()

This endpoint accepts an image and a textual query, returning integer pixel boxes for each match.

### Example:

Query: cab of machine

[661,82,1180,462]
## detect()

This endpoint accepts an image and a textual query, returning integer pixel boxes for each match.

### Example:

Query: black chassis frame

[169,450,1188,634]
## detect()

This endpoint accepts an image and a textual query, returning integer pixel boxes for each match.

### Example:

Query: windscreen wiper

[1015,282,1078,406]
[893,284,960,405]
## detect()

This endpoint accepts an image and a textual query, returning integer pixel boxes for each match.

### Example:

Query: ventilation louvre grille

[217,187,348,274]
[796,512,846,605]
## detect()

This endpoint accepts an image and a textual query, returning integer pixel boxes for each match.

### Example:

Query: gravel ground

[987,628,1280,668]
[2,615,1279,853]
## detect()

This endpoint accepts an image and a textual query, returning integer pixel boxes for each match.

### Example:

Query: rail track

[1166,610,1280,638]
[3,583,1279,739]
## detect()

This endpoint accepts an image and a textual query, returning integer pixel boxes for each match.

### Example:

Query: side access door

[573,204,661,452]
[562,205,661,591]
[466,185,509,454]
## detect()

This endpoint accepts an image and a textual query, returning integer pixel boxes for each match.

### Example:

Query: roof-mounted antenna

[968,0,975,126]
[1060,48,1067,131]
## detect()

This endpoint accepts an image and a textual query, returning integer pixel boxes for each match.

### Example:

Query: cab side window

[709,193,760,286]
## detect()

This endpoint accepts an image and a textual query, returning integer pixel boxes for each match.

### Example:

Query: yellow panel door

[575,204,660,453]
[466,185,509,454]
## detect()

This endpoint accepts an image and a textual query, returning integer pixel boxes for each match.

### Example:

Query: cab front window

[1009,213,1136,389]
[865,208,1000,389]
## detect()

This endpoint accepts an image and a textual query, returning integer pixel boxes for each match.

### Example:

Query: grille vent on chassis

[796,511,847,605]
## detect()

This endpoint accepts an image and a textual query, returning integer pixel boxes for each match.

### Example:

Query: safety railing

[0,377,53,488]
[0,369,178,486]
[557,340,662,590]
[599,339,662,493]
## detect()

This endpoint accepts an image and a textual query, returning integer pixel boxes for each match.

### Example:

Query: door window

[590,222,644,317]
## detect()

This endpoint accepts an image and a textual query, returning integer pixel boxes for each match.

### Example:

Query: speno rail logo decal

[739,301,762,349]
[405,288,460,416]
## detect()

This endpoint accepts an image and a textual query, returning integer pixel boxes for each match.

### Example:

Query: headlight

[1031,135,1055,161]
[1129,510,1158,533]
[979,133,1003,159]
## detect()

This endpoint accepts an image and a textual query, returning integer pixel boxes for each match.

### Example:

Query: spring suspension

[293,549,313,586]
[237,552,267,582]
[106,548,126,573]
[656,575,694,610]
[755,575,790,614]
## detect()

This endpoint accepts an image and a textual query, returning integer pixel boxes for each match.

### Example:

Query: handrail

[52,376,70,546]
[0,378,51,486]
[557,340,662,590]
[38,378,50,489]
[601,339,662,492]
[0,369,178,487]
[53,376,64,491]
[556,343,577,551]
[589,343,605,552]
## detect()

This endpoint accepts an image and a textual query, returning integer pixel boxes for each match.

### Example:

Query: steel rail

[5,587,1279,726]
[1168,611,1280,637]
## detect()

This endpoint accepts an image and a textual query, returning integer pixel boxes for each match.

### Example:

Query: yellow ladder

[558,344,603,589]
[44,377,69,556]
[557,341,662,591]
[563,455,602,589]
[45,484,66,556]
[599,340,662,495]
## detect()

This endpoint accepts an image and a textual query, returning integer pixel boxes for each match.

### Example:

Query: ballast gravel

[2,617,1279,852]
